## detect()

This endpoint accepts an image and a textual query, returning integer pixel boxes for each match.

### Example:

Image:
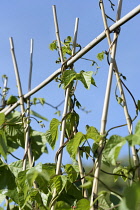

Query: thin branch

[8,152,20,160]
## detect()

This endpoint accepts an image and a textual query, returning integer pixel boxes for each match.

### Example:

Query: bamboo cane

[72,17,88,198]
[1,76,8,108]
[51,6,69,210]
[90,1,123,209]
[100,0,139,177]
[2,6,140,116]
[9,38,33,172]
[9,37,25,115]
[26,39,34,168]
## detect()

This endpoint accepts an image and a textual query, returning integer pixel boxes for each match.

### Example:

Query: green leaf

[97,51,105,61]
[113,166,129,182]
[126,121,140,146]
[62,70,76,88]
[76,199,90,210]
[38,98,46,105]
[77,71,96,89]
[135,120,140,133]
[67,132,86,159]
[119,199,129,210]
[31,130,48,160]
[55,201,71,210]
[50,175,67,195]
[17,163,55,208]
[49,41,57,51]
[30,109,48,121]
[120,183,140,210]
[29,189,47,210]
[0,113,5,126]
[79,146,90,159]
[9,160,25,177]
[26,163,43,187]
[6,95,18,105]
[49,118,60,149]
[45,130,53,149]
[0,130,7,159]
[36,163,56,194]
[65,164,79,182]
[58,181,82,205]
[0,160,17,203]
[4,111,23,143]
[65,36,72,43]
[98,191,112,209]
[86,125,100,142]
[65,112,79,138]
[62,46,72,56]
[16,170,28,199]
[103,135,126,165]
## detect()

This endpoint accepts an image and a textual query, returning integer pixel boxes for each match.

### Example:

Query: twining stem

[100,0,140,178]
[90,1,122,209]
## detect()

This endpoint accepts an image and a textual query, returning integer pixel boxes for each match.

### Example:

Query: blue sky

[0,1,139,165]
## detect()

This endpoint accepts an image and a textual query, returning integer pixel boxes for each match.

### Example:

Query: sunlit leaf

[97,51,105,61]
[77,71,96,89]
[65,164,79,183]
[9,160,25,177]
[38,98,46,105]
[86,125,100,142]
[67,132,86,159]
[50,175,67,194]
[49,118,60,149]
[103,135,126,165]
[49,41,57,51]
[76,199,90,210]
[55,201,71,210]
[62,70,76,88]
[6,95,17,105]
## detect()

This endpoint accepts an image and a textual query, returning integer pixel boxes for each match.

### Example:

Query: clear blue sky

[0,1,139,164]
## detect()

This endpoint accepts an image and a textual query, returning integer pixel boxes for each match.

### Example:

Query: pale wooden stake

[51,5,69,210]
[100,0,139,177]
[90,1,123,209]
